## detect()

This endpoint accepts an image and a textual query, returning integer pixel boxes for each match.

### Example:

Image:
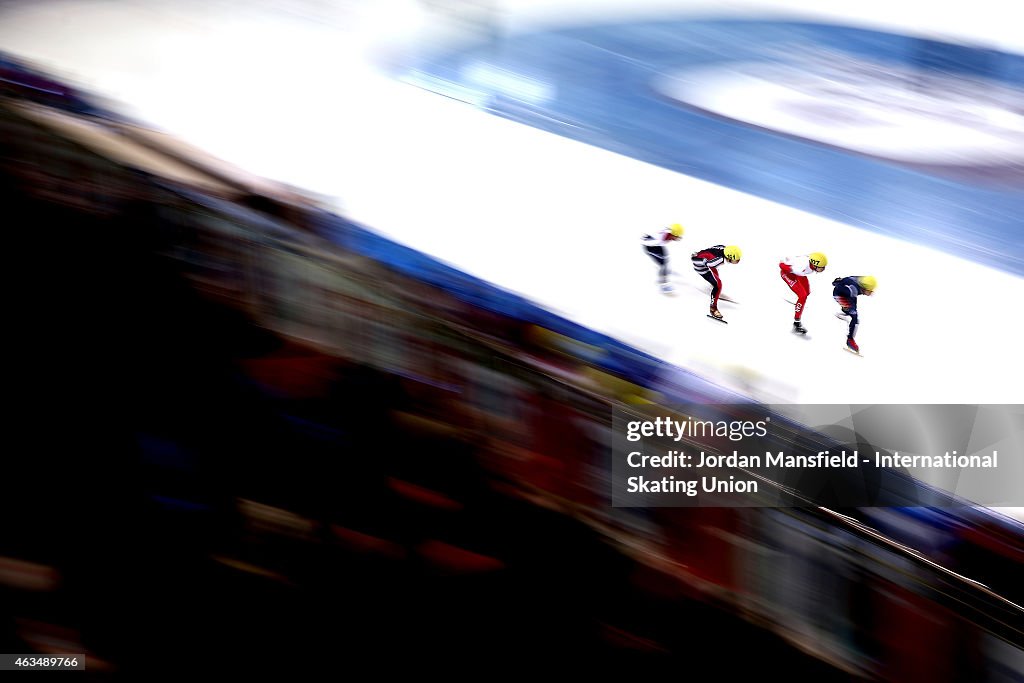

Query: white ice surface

[2,0,1023,405]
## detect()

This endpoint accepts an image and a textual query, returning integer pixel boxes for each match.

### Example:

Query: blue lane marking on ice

[397,19,1024,277]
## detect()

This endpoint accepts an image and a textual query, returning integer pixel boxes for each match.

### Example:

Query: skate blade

[707,315,728,324]
[842,346,862,356]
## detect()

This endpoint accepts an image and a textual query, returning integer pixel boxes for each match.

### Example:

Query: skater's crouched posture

[780,252,827,335]
[642,223,684,292]
[833,275,876,353]
[692,244,741,319]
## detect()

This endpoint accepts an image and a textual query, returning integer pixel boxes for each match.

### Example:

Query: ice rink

[3,0,1023,404]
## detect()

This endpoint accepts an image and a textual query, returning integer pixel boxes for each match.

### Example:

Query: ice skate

[792,321,808,335]
[707,307,727,323]
[844,337,861,355]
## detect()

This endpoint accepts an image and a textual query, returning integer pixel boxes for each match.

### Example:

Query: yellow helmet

[808,252,828,271]
[724,245,742,263]
[858,275,877,293]
[669,223,684,239]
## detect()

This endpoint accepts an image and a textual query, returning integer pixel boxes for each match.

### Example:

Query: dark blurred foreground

[1,168,858,680]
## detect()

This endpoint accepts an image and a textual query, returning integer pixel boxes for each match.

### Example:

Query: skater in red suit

[779,252,827,335]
